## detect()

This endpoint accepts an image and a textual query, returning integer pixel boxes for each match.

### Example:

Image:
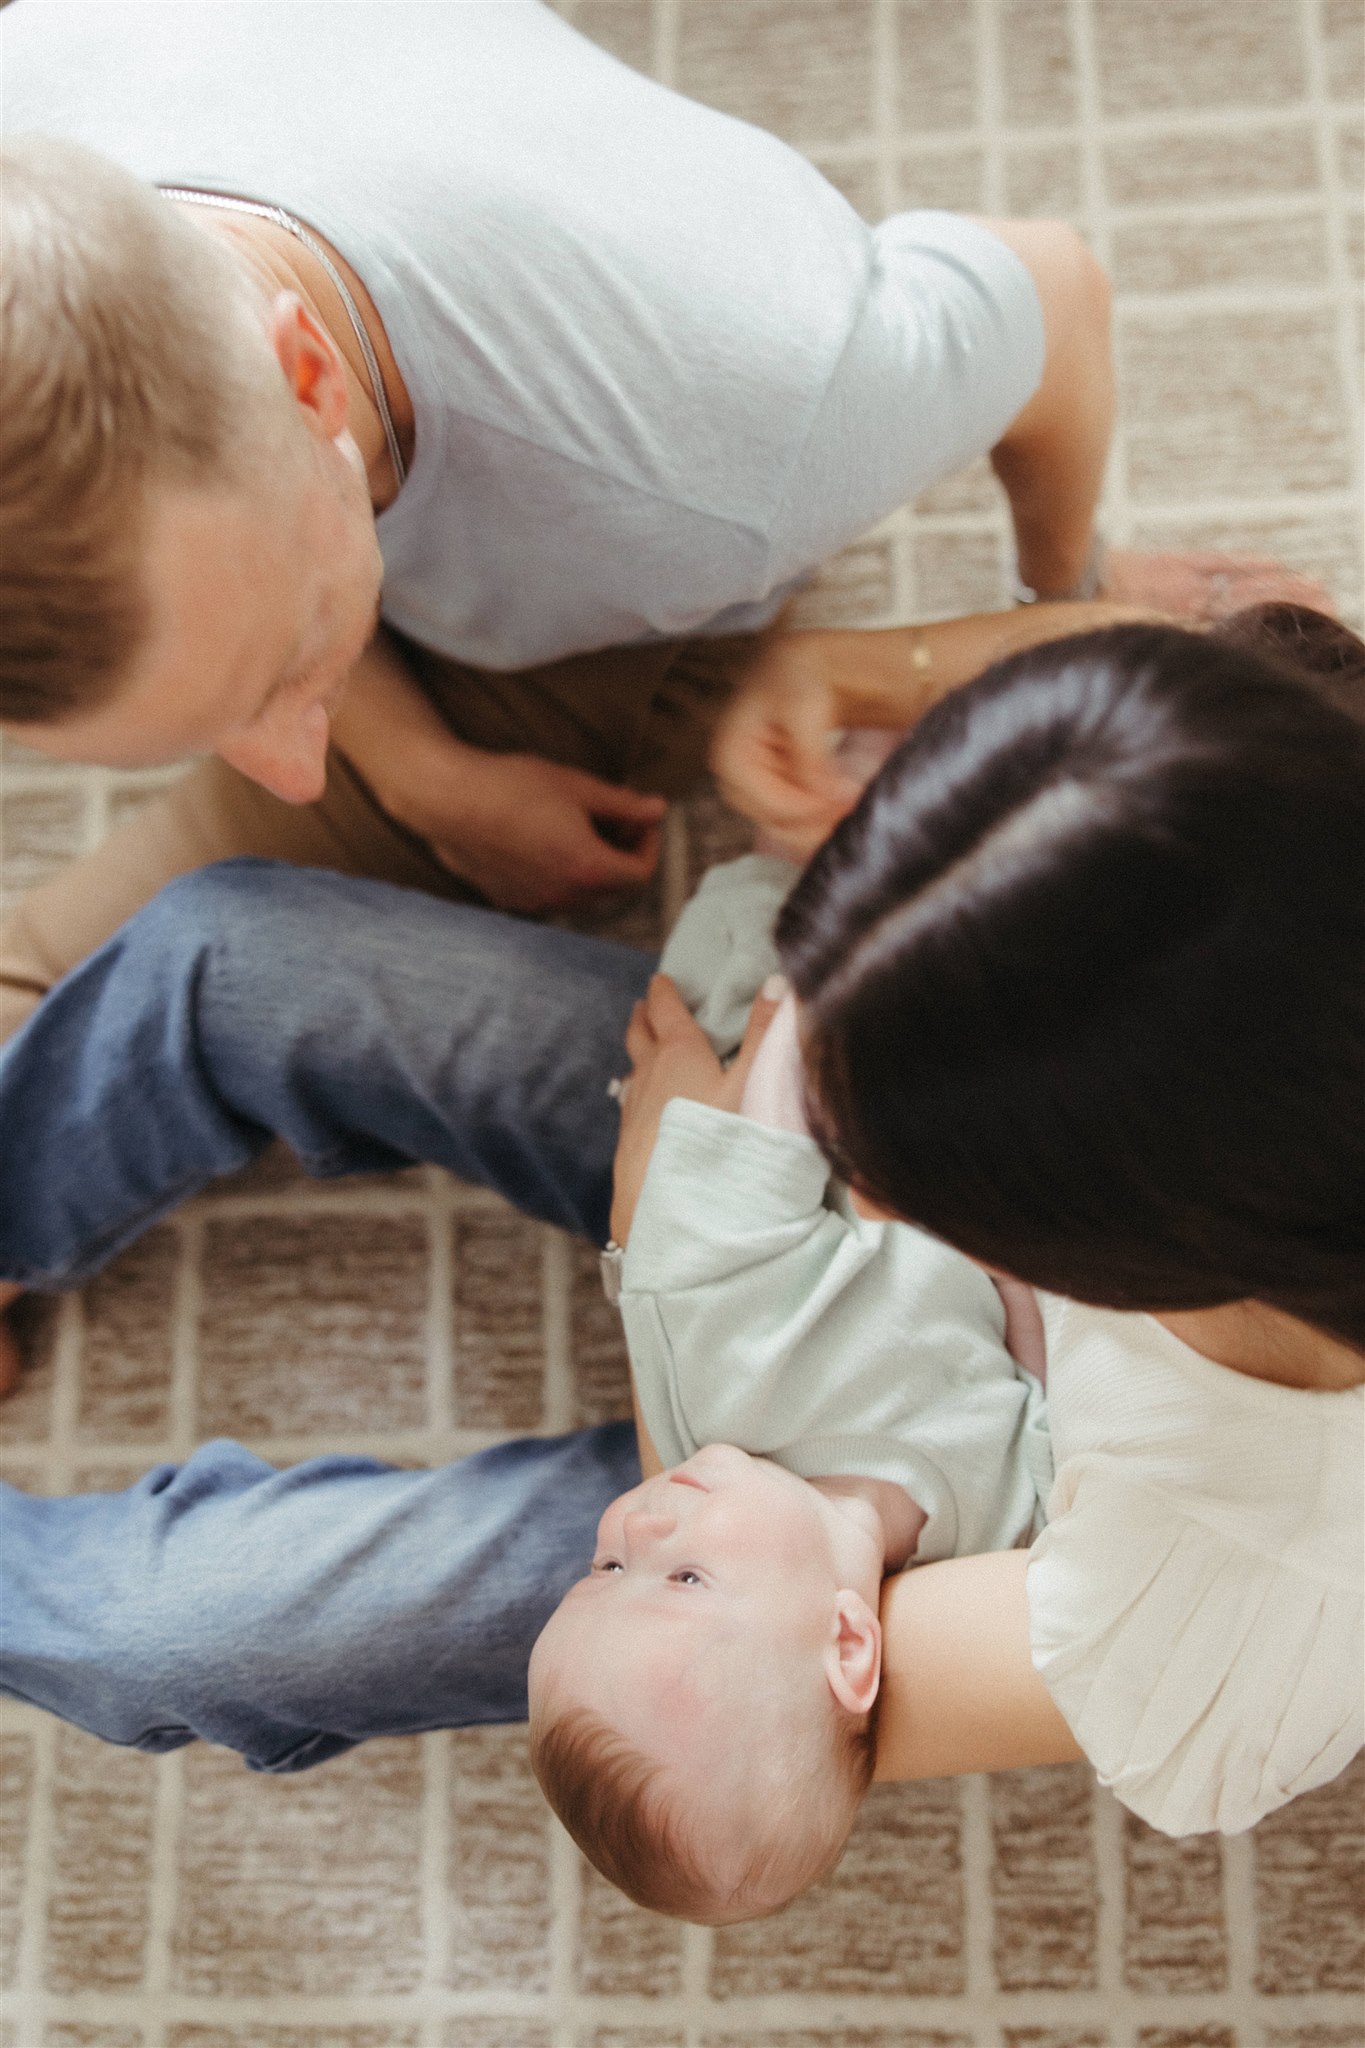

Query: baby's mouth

[667,1469,708,1493]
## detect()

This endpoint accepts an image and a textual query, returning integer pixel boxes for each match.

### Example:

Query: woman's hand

[609,976,782,1243]
[709,634,864,860]
[711,553,1337,857]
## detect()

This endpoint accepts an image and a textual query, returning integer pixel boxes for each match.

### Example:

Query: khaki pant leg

[395,630,763,798]
[0,748,470,1042]
[0,628,765,1042]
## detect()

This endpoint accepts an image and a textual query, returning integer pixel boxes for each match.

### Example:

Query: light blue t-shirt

[5,0,1044,669]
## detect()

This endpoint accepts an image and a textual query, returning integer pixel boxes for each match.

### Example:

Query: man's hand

[422,753,666,913]
[328,633,666,912]
[610,976,781,1243]
[1100,547,1334,622]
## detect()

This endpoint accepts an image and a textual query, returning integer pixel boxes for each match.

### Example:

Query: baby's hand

[609,975,782,1243]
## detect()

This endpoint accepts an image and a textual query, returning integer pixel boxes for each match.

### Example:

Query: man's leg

[0,861,654,1290]
[0,628,756,1044]
[0,745,483,1044]
[396,628,753,801]
[0,1424,640,1765]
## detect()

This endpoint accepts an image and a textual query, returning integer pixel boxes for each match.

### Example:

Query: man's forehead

[116,486,305,719]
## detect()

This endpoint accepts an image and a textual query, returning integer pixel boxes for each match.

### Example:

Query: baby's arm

[619,1096,1024,1544]
[610,978,1035,1553]
[656,854,798,1058]
[609,973,782,1245]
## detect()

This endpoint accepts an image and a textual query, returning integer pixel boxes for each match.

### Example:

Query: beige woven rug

[2,1,1362,2043]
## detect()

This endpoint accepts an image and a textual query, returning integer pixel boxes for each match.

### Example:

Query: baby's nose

[623,1507,677,1550]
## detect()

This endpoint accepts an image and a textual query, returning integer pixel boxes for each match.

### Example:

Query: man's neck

[175,201,414,510]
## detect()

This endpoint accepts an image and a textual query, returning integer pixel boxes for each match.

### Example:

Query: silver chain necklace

[160,187,407,491]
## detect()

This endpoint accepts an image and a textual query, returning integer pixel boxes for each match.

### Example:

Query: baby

[528,855,1050,1924]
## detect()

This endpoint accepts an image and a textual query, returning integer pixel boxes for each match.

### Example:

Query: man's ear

[268,290,350,441]
[823,1589,882,1716]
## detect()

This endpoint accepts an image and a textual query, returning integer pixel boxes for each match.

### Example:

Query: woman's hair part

[777,611,1365,1352]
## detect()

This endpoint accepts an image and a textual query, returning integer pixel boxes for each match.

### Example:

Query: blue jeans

[0,861,651,1764]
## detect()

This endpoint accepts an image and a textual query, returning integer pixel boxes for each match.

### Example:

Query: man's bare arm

[973,218,1113,599]
[329,632,665,912]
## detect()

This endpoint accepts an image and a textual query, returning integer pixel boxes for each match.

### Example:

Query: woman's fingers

[642,973,703,1040]
[726,976,787,1096]
[623,996,657,1067]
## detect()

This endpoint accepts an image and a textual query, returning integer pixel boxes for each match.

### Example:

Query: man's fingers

[562,767,668,822]
[584,821,663,885]
[1102,547,1337,622]
[1178,550,1293,573]
[553,821,662,899]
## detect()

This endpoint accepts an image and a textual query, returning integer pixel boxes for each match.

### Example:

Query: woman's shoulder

[1027,1454,1363,1834]
[1039,1293,1363,1531]
[1027,1295,1363,1835]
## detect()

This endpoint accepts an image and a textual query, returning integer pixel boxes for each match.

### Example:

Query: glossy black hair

[776,607,1365,1351]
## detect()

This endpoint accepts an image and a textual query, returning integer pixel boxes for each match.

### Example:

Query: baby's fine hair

[530,1699,877,1925]
[777,605,1365,1353]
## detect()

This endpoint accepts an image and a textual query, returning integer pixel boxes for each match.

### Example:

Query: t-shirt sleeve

[765,212,1046,587]
[1027,1458,1365,1835]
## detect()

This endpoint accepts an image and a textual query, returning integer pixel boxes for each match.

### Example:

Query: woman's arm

[711,598,1164,857]
[873,1549,1081,1780]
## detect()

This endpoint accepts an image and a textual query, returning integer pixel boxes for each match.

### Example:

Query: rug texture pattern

[1,0,1362,2043]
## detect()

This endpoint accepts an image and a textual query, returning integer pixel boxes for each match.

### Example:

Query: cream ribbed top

[1028,1294,1364,1834]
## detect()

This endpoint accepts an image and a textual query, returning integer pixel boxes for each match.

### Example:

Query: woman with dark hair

[760,604,1363,1830]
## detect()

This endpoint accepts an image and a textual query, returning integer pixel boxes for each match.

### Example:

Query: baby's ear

[823,1590,881,1716]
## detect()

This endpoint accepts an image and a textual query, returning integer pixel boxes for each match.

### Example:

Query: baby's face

[528,1446,874,1764]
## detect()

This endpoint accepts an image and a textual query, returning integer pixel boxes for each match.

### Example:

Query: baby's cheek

[526,1604,574,1710]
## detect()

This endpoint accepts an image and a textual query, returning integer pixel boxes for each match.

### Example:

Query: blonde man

[1,1,1315,1024]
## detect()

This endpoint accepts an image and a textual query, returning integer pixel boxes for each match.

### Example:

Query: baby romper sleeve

[657,855,801,1057]
[619,1099,1045,1557]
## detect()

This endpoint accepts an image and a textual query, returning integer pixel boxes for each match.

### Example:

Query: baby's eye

[670,1569,704,1587]
[592,1558,624,1575]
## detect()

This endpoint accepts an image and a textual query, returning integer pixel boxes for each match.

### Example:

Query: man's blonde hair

[531,1699,876,1926]
[1,135,285,721]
